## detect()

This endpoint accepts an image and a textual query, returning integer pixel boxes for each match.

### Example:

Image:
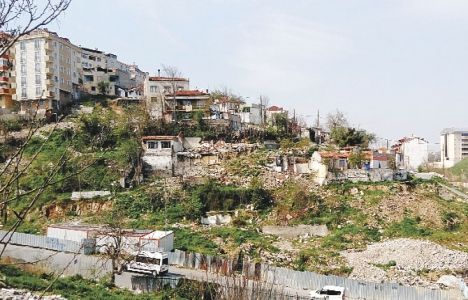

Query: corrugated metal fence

[168,250,457,300]
[0,230,84,253]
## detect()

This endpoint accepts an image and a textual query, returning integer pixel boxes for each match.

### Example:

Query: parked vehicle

[125,251,169,276]
[309,285,345,300]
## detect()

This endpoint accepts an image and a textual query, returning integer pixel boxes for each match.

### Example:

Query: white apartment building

[13,29,82,114]
[392,136,429,171]
[440,128,468,168]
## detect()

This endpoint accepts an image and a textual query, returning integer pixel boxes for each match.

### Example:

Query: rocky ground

[0,288,66,300]
[341,238,468,288]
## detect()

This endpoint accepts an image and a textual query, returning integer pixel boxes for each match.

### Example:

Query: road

[438,182,468,202]
[115,266,311,299]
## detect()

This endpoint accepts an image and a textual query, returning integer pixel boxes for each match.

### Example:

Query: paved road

[438,182,468,202]
[115,266,311,298]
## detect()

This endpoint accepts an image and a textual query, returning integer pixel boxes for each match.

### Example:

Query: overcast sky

[48,0,468,145]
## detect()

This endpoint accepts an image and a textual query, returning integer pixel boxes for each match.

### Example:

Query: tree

[162,65,183,121]
[326,109,348,131]
[0,0,71,56]
[97,81,110,95]
[330,126,375,148]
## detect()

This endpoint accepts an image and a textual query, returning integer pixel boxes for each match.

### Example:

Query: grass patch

[385,217,432,238]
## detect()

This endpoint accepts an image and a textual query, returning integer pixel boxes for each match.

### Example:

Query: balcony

[0,76,8,82]
[10,82,16,88]
[0,65,9,71]
[0,88,10,94]
[46,79,54,87]
[45,67,53,75]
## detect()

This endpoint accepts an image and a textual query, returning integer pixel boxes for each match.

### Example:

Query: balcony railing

[0,76,8,82]
[0,88,10,94]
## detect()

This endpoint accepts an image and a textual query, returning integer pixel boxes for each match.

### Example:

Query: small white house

[240,103,262,126]
[393,137,428,171]
[141,135,184,175]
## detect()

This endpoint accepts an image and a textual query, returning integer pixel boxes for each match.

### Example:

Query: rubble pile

[0,289,66,300]
[341,238,468,287]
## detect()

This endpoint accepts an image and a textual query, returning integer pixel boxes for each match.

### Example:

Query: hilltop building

[440,128,468,168]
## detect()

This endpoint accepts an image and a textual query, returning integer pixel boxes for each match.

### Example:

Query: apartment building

[144,75,190,119]
[81,48,142,97]
[440,128,468,168]
[13,29,82,114]
[0,39,15,110]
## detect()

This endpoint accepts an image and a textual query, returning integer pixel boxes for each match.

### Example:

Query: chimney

[157,69,160,77]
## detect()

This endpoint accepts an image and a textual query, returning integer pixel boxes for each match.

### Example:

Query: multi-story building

[13,29,82,114]
[81,48,142,97]
[440,128,468,168]
[144,75,190,119]
[0,35,15,110]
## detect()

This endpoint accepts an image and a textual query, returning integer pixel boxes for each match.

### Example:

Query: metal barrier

[0,230,85,253]
[168,249,457,300]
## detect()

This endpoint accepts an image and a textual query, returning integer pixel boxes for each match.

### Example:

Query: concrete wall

[400,138,428,171]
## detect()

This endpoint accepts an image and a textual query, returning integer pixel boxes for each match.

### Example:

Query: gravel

[341,238,468,286]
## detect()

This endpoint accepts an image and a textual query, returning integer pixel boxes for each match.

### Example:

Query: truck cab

[125,251,169,276]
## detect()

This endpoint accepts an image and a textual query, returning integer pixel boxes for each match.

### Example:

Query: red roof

[169,90,209,97]
[267,105,283,112]
[149,76,188,82]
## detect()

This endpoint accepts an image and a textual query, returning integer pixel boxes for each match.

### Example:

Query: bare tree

[326,109,348,131]
[161,64,183,122]
[0,0,72,56]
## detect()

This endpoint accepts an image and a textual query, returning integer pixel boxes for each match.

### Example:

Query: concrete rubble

[262,225,329,239]
[341,238,468,288]
[0,288,67,300]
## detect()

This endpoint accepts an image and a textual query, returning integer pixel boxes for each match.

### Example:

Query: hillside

[1,103,467,290]
[450,158,468,178]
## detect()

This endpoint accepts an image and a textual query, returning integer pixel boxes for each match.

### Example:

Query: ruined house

[141,135,184,176]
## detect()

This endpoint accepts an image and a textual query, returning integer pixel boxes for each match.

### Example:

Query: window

[54,76,58,82]
[35,51,41,61]
[177,86,184,91]
[20,51,26,63]
[462,133,468,137]
[36,86,42,96]
[21,87,26,98]
[161,141,171,149]
[147,141,157,149]
[21,76,26,85]
[20,41,25,50]
[35,62,41,72]
[35,74,41,85]
[150,86,158,93]
[34,39,40,49]
[164,86,171,93]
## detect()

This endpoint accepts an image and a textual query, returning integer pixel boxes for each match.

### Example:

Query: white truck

[309,285,345,300]
[125,251,169,276]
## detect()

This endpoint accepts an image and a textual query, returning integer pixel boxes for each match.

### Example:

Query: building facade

[0,42,15,110]
[13,29,82,114]
[143,76,190,119]
[392,136,429,171]
[440,128,468,168]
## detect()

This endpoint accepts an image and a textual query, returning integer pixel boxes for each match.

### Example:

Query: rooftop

[267,105,284,112]
[149,76,188,82]
[142,135,180,141]
[441,128,468,134]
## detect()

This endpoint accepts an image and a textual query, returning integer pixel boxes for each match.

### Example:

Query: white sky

[47,0,468,145]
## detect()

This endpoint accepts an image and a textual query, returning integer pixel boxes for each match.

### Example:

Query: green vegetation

[385,217,433,238]
[449,158,468,177]
[0,264,219,300]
